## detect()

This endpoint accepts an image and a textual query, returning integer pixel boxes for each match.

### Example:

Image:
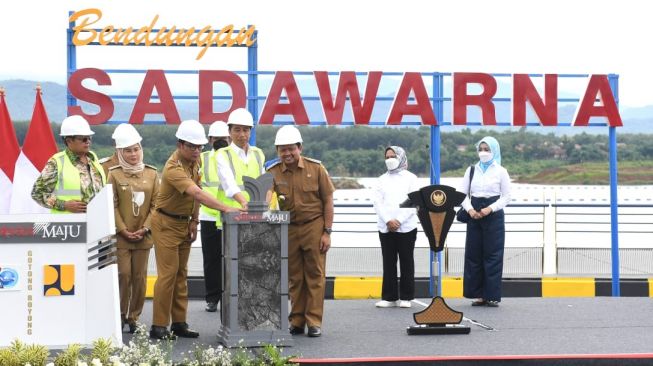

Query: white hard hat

[111,123,142,148]
[227,108,254,127]
[175,120,208,145]
[275,125,303,145]
[60,115,94,136]
[208,121,229,137]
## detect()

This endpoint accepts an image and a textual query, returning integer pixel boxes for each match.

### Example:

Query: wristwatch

[323,227,332,235]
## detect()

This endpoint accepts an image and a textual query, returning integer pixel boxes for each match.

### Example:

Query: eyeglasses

[183,142,204,151]
[73,136,92,143]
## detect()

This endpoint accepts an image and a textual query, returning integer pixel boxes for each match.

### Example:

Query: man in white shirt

[215,108,265,211]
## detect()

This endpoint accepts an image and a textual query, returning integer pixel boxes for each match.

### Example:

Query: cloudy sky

[0,0,650,107]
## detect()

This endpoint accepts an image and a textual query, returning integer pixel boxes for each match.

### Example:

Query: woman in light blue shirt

[459,136,512,307]
[373,146,420,308]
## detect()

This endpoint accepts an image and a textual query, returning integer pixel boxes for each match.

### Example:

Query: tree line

[11,122,652,178]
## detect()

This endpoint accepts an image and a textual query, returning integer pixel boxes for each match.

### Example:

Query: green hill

[516,161,653,185]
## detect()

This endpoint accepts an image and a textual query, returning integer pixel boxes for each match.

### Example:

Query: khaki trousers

[288,217,326,328]
[151,214,192,327]
[117,247,151,323]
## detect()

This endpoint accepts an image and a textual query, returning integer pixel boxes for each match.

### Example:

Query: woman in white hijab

[373,146,421,308]
[459,136,512,307]
[107,124,160,333]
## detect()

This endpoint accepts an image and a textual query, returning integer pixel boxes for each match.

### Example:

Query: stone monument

[217,173,293,347]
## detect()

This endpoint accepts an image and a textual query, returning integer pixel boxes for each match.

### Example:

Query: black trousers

[378,228,417,301]
[200,220,222,303]
[463,196,505,302]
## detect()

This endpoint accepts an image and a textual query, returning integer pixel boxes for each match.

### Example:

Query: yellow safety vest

[52,150,106,214]
[199,150,224,227]
[215,146,264,211]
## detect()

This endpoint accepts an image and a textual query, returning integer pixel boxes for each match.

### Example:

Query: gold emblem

[430,190,446,206]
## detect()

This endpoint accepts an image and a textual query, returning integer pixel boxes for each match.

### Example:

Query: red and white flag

[10,87,58,214]
[0,88,20,214]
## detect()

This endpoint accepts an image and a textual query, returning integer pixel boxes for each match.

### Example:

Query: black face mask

[213,139,229,151]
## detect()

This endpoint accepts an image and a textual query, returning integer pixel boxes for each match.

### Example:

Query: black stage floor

[126,297,653,365]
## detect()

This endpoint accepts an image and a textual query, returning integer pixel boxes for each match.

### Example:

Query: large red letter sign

[315,71,382,125]
[129,70,180,124]
[453,73,497,125]
[387,72,436,125]
[513,74,558,126]
[259,71,309,124]
[67,68,114,125]
[574,75,622,127]
[198,70,247,123]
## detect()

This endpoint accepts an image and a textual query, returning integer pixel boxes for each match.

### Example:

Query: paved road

[123,297,653,362]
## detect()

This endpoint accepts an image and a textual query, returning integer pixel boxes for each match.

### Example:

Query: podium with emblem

[401,184,471,335]
[0,186,121,348]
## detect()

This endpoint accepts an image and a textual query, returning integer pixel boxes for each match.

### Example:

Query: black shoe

[289,325,305,335]
[171,322,200,338]
[307,326,322,337]
[486,300,500,307]
[471,299,487,307]
[205,301,218,312]
[127,322,137,334]
[150,325,176,340]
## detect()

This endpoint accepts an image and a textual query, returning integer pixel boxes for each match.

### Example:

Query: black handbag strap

[467,165,475,198]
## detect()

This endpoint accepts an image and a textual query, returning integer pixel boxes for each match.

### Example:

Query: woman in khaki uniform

[107,124,158,333]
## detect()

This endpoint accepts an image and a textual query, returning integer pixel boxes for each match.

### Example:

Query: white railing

[329,189,653,277]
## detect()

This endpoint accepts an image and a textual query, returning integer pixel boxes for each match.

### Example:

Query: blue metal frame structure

[67,18,622,296]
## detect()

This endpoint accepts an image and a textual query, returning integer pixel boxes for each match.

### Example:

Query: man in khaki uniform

[149,119,242,340]
[267,125,335,338]
[107,123,159,333]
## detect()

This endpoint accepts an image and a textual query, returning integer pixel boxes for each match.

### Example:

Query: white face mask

[478,151,493,163]
[385,157,400,171]
[132,191,145,207]
[131,191,145,217]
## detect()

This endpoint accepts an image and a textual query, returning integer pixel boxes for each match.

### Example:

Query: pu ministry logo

[43,264,75,296]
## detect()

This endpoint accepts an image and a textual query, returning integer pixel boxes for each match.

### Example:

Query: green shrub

[53,344,82,366]
[88,338,115,365]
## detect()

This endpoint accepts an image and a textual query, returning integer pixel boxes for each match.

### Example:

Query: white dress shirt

[373,170,421,233]
[459,162,512,212]
[216,143,265,198]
